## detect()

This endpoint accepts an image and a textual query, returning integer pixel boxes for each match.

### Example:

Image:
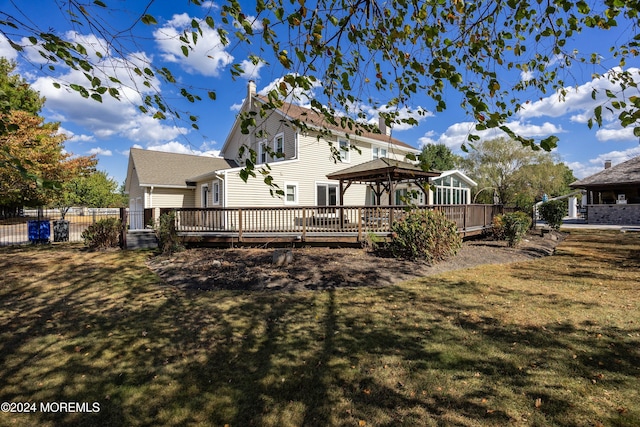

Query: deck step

[126,230,157,249]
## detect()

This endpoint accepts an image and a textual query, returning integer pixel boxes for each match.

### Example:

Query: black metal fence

[0,208,122,246]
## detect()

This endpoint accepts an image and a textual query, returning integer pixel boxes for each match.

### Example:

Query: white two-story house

[125,82,478,229]
[187,81,421,209]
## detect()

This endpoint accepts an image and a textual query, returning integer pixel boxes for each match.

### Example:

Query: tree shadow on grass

[1,243,639,426]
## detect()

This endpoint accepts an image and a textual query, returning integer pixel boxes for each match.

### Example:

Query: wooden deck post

[302,207,307,241]
[238,208,243,242]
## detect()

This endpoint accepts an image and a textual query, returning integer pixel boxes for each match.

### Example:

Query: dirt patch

[147,230,565,292]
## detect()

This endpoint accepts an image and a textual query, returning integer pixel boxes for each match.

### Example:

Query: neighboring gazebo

[570,156,640,225]
[326,158,441,206]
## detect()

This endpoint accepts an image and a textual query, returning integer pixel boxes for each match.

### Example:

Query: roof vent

[604,160,612,169]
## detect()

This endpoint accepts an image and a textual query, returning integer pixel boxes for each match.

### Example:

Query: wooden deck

[161,204,503,246]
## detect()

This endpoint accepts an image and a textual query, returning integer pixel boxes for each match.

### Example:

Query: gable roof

[257,96,418,151]
[221,93,419,155]
[432,169,478,187]
[570,156,640,188]
[127,148,237,189]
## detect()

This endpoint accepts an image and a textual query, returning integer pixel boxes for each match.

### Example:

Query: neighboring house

[125,148,236,229]
[570,157,640,225]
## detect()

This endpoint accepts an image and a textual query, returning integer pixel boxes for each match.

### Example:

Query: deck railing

[164,204,504,242]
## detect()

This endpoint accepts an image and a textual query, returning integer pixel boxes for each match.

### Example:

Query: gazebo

[325,157,441,206]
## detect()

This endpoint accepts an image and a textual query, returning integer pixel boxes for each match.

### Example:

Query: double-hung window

[284,182,298,205]
[213,181,220,205]
[338,139,350,162]
[273,134,284,161]
[259,141,268,164]
[372,147,387,160]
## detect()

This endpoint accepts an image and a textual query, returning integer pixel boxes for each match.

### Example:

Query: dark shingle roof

[129,148,236,187]
[326,157,439,183]
[256,96,419,151]
[570,156,640,188]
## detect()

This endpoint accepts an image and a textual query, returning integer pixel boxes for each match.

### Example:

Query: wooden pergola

[326,158,441,206]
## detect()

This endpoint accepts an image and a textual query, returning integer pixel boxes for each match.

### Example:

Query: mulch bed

[146,230,565,292]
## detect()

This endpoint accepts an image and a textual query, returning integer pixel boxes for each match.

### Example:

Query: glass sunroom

[431,170,477,205]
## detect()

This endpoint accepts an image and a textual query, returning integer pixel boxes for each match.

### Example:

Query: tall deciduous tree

[417,143,462,172]
[0,111,96,215]
[52,170,125,218]
[460,137,574,209]
[0,58,44,134]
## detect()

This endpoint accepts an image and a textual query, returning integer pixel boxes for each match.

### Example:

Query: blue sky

[1,0,639,186]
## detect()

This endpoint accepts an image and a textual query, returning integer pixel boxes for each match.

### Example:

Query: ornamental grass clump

[388,209,461,262]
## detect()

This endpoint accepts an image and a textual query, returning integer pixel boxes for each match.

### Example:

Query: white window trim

[258,140,268,164]
[284,181,298,205]
[372,146,387,160]
[315,181,340,206]
[202,184,209,208]
[338,138,350,163]
[273,133,284,162]
[212,180,220,205]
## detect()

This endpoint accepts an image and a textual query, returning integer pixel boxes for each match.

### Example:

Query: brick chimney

[604,160,612,169]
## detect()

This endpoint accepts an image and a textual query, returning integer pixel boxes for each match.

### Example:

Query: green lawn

[0,230,639,426]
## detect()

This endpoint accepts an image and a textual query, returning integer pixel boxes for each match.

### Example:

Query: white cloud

[154,13,233,77]
[238,58,265,80]
[595,126,636,142]
[362,104,432,131]
[258,75,321,106]
[199,1,218,9]
[88,147,113,156]
[419,120,563,151]
[144,140,221,157]
[27,39,190,147]
[0,34,18,60]
[568,146,640,178]
[519,67,640,124]
[58,126,95,143]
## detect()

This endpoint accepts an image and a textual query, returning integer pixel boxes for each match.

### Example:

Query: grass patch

[0,231,639,426]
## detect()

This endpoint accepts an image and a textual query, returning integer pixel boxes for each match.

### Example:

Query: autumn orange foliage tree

[0,111,96,217]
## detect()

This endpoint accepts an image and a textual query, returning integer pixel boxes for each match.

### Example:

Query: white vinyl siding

[214,103,419,207]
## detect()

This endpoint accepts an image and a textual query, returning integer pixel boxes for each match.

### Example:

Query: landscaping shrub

[154,211,184,254]
[388,209,461,262]
[539,199,566,230]
[81,218,122,250]
[498,211,532,247]
[491,214,506,240]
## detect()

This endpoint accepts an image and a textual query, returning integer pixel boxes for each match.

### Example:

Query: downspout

[222,171,228,208]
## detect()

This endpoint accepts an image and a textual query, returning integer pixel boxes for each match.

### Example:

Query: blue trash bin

[28,220,51,244]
